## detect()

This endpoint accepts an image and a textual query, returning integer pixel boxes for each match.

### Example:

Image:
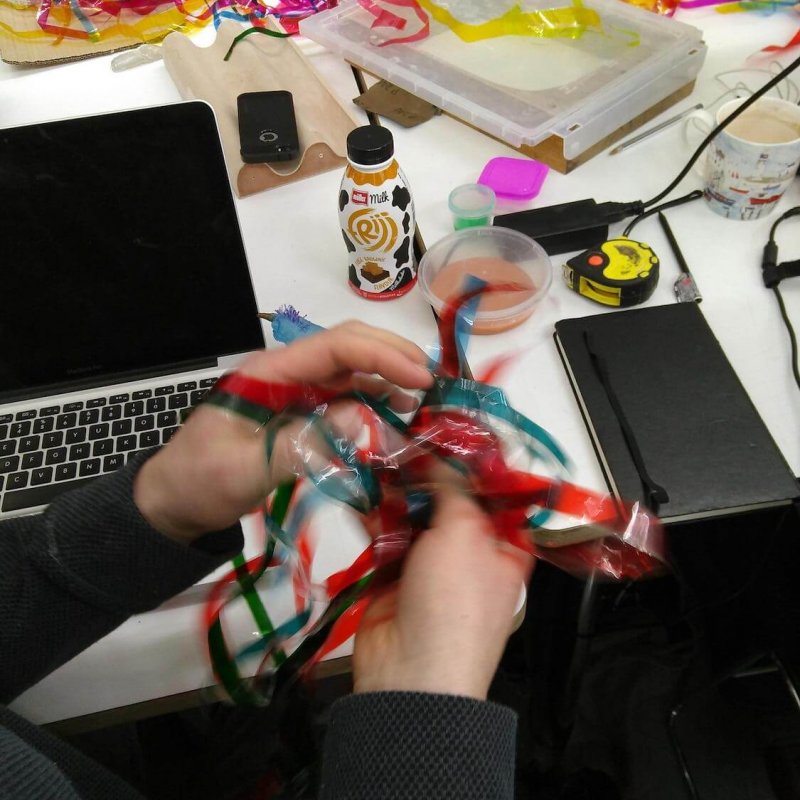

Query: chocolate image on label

[360,260,391,284]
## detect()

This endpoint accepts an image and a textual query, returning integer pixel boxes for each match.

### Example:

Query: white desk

[4,7,800,726]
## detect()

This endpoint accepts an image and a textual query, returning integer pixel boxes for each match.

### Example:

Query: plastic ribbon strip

[356,0,605,47]
[0,0,334,45]
[201,286,667,705]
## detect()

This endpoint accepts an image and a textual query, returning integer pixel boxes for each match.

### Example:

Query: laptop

[0,101,265,519]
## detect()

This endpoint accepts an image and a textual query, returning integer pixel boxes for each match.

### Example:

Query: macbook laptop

[0,101,265,519]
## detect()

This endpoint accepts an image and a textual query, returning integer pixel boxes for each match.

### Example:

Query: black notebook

[554,303,799,523]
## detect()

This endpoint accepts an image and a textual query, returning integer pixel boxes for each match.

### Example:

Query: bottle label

[339,161,416,300]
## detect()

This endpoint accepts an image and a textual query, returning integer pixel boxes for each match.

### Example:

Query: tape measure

[563,237,659,307]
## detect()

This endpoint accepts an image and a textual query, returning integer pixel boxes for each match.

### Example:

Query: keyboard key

[86,397,107,408]
[39,406,60,416]
[139,431,160,448]
[132,389,152,400]
[10,421,31,438]
[168,393,188,410]
[63,401,84,412]
[112,420,132,436]
[146,397,166,413]
[178,381,197,392]
[134,415,155,432]
[0,456,20,473]
[124,401,144,418]
[42,432,64,449]
[92,439,114,457]
[103,454,124,472]
[0,475,4,491]
[155,385,175,396]
[79,459,101,477]
[22,452,44,469]
[200,377,217,387]
[157,411,178,428]
[45,448,67,466]
[162,426,179,444]
[18,435,40,453]
[101,405,123,422]
[55,463,77,481]
[8,471,28,490]
[0,414,12,425]
[116,435,137,452]
[33,417,54,434]
[0,441,16,457]
[2,476,95,512]
[79,409,100,425]
[56,413,77,430]
[88,424,110,440]
[0,425,7,441]
[31,467,53,486]
[190,390,208,406]
[69,443,90,461]
[109,393,129,404]
[15,409,36,421]
[65,429,87,445]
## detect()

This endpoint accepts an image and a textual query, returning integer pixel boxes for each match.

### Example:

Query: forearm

[0,452,243,703]
[319,692,517,800]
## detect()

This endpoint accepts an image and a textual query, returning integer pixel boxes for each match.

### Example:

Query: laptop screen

[0,101,265,401]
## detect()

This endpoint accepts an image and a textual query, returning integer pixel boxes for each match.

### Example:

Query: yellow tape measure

[563,237,659,307]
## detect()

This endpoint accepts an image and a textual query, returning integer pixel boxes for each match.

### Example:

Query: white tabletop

[5,7,800,724]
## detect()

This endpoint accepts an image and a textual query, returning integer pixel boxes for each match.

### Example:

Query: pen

[609,103,704,156]
[657,212,702,303]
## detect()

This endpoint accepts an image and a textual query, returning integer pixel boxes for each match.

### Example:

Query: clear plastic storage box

[300,0,707,170]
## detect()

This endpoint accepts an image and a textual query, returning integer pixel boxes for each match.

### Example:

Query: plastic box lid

[301,0,707,161]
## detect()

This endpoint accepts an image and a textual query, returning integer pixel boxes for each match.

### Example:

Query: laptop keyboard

[0,377,218,515]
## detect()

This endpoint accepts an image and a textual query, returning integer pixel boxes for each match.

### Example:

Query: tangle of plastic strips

[201,286,667,705]
[1,0,333,45]
[356,0,605,47]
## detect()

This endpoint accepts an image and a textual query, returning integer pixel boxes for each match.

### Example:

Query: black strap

[583,331,669,513]
[763,259,800,289]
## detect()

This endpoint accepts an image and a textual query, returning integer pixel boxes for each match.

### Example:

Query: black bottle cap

[346,125,394,166]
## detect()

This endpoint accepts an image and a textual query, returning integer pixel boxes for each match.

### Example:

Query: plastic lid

[448,183,496,220]
[478,157,549,200]
[347,125,394,165]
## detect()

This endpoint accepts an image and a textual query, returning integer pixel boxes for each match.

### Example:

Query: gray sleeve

[319,691,517,800]
[0,452,243,703]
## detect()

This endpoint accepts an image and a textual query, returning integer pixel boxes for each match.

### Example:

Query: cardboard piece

[354,79,439,128]
[162,22,359,197]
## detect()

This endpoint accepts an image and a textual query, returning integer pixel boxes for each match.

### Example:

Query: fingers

[242,322,433,391]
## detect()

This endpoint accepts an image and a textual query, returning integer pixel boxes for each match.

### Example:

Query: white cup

[682,96,800,221]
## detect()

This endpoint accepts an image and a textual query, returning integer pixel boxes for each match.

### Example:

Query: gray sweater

[0,456,517,799]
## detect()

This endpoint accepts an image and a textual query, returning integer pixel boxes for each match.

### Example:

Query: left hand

[133,322,433,543]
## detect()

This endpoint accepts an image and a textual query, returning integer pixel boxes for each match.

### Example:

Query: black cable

[622,189,703,238]
[763,207,800,392]
[639,50,800,209]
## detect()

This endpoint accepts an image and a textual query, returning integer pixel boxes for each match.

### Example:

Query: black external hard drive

[237,90,300,164]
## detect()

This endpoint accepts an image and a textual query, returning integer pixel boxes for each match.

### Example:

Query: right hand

[352,490,534,701]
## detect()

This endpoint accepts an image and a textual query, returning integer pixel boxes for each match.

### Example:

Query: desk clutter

[162,21,358,197]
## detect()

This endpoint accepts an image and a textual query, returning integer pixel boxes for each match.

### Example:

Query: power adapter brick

[493,199,645,255]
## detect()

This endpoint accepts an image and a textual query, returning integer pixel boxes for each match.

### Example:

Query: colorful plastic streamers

[201,287,667,706]
[0,0,334,46]
[356,0,602,46]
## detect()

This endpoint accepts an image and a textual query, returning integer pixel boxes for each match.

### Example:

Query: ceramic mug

[682,96,800,221]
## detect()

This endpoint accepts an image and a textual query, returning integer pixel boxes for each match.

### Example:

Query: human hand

[352,490,534,701]
[133,322,433,543]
